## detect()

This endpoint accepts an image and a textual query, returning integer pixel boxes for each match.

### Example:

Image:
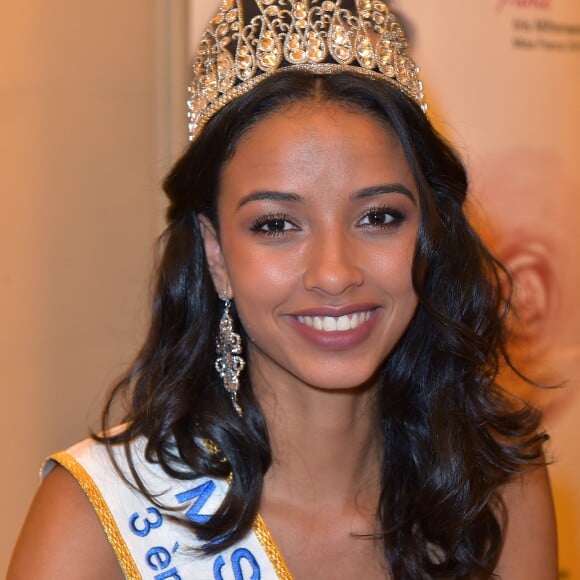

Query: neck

[252,365,382,515]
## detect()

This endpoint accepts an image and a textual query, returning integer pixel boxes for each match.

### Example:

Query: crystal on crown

[188,0,427,141]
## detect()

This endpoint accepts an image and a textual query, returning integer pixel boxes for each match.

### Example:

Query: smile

[296,311,373,332]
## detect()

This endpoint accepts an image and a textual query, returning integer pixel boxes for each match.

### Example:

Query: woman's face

[201,100,419,393]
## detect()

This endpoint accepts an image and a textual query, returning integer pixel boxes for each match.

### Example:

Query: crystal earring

[215,292,244,416]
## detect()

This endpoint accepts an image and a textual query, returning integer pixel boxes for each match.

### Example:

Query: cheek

[222,243,299,325]
[369,240,417,294]
[228,246,297,289]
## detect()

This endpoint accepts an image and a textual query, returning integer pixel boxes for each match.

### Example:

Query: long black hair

[99,70,546,579]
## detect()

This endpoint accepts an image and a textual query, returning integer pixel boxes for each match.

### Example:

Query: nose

[302,229,364,296]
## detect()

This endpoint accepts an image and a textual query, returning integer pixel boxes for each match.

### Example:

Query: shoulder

[8,464,124,579]
[8,434,143,580]
[9,434,227,579]
[494,464,558,579]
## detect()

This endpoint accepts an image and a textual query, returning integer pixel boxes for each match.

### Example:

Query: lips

[286,306,381,350]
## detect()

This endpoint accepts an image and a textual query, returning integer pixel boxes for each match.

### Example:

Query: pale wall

[0,0,190,573]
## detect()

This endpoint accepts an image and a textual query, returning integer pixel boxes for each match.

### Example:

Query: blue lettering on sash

[127,503,183,579]
[154,568,181,580]
[129,507,164,537]
[175,479,217,524]
[146,542,179,571]
[213,548,261,580]
[147,546,171,570]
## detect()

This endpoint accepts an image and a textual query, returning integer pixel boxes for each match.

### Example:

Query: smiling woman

[201,101,419,394]
[7,1,557,579]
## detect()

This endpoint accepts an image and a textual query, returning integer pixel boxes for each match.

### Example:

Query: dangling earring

[215,291,245,416]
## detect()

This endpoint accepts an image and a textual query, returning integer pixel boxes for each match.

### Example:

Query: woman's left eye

[358,207,405,228]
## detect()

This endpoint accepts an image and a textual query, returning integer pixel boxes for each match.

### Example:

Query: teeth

[297,311,372,332]
[337,315,350,331]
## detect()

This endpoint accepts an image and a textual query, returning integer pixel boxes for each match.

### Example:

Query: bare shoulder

[494,464,558,580]
[7,465,124,580]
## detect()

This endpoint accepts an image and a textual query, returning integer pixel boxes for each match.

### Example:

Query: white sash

[43,437,292,580]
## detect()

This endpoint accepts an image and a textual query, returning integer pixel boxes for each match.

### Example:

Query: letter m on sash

[175,480,217,524]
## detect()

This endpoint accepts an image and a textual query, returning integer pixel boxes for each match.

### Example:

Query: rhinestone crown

[188,0,427,141]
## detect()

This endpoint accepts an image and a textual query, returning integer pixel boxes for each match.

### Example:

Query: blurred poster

[395,0,579,575]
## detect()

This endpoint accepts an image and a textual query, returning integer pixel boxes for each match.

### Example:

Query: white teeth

[336,315,350,331]
[296,311,373,332]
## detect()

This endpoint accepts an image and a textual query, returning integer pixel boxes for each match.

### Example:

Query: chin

[293,365,382,393]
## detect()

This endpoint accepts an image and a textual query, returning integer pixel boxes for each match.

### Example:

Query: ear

[198,214,231,297]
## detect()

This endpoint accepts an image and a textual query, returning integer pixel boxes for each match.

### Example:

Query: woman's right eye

[250,215,298,236]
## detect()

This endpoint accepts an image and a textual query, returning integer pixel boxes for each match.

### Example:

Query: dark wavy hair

[99,71,546,579]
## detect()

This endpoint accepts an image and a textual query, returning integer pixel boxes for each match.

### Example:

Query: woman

[8,1,557,578]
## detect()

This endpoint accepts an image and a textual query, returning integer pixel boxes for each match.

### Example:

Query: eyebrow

[237,191,302,209]
[236,183,416,210]
[355,184,417,204]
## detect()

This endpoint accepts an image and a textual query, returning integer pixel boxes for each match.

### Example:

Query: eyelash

[358,206,406,229]
[250,213,298,237]
[250,206,406,237]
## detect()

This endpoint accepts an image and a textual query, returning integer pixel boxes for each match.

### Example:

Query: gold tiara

[188,0,427,141]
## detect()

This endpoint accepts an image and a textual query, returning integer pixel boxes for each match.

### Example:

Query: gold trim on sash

[253,513,294,579]
[50,451,142,580]
[206,436,293,578]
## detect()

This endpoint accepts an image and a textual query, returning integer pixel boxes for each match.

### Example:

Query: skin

[8,102,557,579]
[8,466,124,579]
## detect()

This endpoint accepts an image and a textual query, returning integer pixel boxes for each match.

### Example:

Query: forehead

[220,101,414,198]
